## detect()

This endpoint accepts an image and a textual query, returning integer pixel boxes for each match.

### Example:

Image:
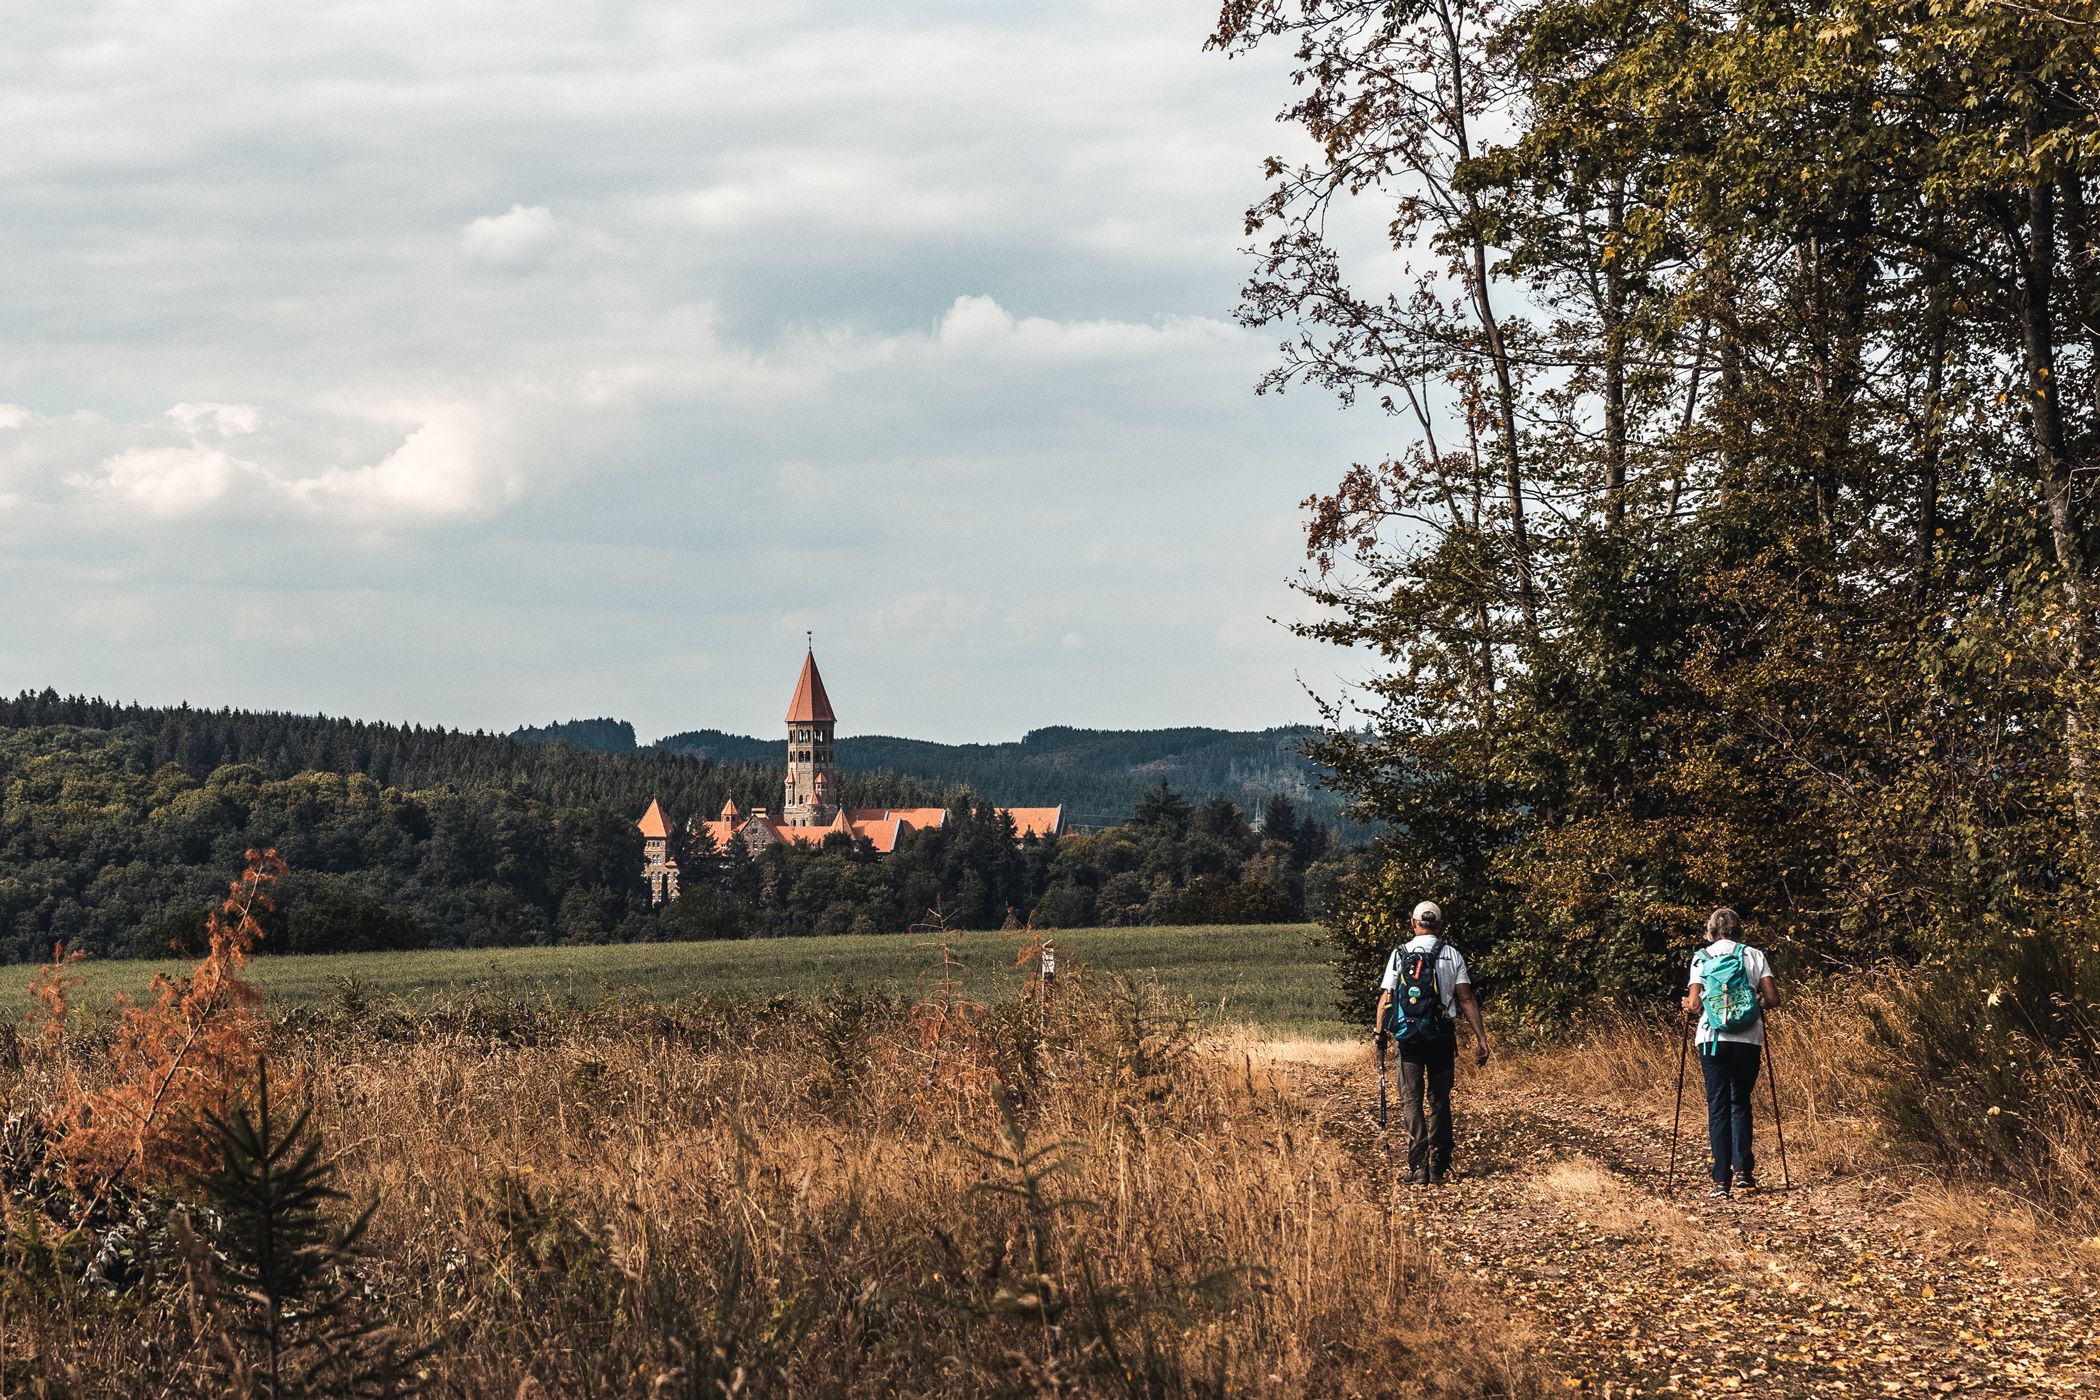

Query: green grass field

[1,924,1350,1037]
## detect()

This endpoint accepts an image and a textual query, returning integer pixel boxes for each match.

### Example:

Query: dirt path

[1301,1065,2100,1398]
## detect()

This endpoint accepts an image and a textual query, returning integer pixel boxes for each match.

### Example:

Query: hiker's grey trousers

[1395,1036,1456,1176]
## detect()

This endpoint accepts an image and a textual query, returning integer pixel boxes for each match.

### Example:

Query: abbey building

[640,649,1063,904]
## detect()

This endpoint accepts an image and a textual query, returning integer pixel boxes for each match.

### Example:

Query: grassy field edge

[3,922,1352,1038]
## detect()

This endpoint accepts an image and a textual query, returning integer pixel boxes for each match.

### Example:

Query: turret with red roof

[782,646,839,825]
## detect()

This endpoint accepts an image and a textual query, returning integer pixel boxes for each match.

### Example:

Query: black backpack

[1385,939,1452,1047]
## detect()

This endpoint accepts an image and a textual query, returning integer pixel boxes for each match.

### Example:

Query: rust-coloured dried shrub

[34,849,286,1192]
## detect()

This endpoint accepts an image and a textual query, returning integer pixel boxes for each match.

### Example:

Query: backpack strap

[1692,946,1712,1053]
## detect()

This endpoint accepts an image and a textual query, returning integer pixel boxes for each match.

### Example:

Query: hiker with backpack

[1373,901,1489,1186]
[1681,908,1780,1199]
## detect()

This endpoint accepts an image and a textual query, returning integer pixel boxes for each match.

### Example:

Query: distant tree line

[0,701,1356,960]
[655,784,1360,941]
[0,696,911,961]
[0,690,929,822]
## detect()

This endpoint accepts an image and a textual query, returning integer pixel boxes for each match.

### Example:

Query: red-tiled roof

[785,649,836,724]
[638,799,670,839]
[701,818,871,850]
[698,805,950,857]
[690,803,1056,855]
[1005,807,1064,839]
[864,807,949,830]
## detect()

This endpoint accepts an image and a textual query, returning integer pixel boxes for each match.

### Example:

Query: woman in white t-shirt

[1680,908,1779,1199]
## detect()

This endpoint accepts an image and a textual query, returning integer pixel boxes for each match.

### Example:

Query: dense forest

[653,784,1349,940]
[0,693,1346,960]
[1214,0,2098,1140]
[0,690,829,818]
[514,717,638,753]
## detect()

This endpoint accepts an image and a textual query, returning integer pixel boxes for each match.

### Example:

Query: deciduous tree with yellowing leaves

[1217,0,2099,1067]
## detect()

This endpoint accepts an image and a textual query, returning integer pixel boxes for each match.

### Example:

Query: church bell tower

[782,646,838,825]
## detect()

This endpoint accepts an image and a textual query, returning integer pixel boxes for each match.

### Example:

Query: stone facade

[639,799,679,905]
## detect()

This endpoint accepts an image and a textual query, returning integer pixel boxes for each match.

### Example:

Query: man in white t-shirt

[1373,900,1490,1185]
[1681,907,1780,1199]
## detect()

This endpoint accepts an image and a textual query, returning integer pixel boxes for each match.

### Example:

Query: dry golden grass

[1226,1032,1369,1069]
[2,975,1552,1398]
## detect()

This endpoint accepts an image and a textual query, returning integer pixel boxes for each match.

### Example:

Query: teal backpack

[1694,944,1761,1052]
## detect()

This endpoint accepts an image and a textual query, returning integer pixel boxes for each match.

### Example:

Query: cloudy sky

[0,0,1391,743]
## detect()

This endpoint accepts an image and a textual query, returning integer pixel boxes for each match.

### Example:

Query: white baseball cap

[1411,900,1443,927]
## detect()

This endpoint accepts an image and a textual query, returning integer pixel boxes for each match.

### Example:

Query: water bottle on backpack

[1384,937,1452,1049]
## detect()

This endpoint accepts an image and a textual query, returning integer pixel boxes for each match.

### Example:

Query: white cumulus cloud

[91,444,251,517]
[296,407,516,521]
[937,294,1017,345]
[930,294,1239,361]
[459,204,559,267]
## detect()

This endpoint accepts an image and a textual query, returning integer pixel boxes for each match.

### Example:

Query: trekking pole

[1665,1013,1690,1191]
[1375,1029,1390,1129]
[1763,1020,1792,1190]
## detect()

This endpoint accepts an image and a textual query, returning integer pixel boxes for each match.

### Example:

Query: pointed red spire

[638,799,669,839]
[785,648,836,724]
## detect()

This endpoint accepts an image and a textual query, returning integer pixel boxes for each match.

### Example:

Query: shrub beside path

[1300,1061,2100,1397]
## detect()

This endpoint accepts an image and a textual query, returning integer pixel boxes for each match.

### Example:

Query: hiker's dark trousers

[1397,1032,1456,1176]
[1699,1040,1760,1186]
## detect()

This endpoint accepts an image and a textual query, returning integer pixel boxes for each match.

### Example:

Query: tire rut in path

[1300,1065,2100,1398]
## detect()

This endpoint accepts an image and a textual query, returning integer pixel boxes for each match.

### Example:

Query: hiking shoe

[1427,1170,1446,1187]
[1705,1184,1731,1201]
[1733,1174,1760,1195]
[1407,1168,1430,1186]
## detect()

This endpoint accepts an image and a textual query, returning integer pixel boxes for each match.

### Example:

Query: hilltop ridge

[521,719,1344,830]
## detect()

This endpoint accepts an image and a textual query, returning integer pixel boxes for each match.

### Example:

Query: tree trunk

[1716,260,1747,493]
[1441,2,1539,637]
[1915,255,1949,606]
[1603,181,1628,530]
[2017,170,2100,863]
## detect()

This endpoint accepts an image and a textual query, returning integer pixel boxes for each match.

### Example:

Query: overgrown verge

[1859,930,2100,1221]
[1483,957,2100,1234]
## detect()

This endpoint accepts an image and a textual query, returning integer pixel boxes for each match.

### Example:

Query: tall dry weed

[1858,945,2100,1222]
[28,849,285,1192]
